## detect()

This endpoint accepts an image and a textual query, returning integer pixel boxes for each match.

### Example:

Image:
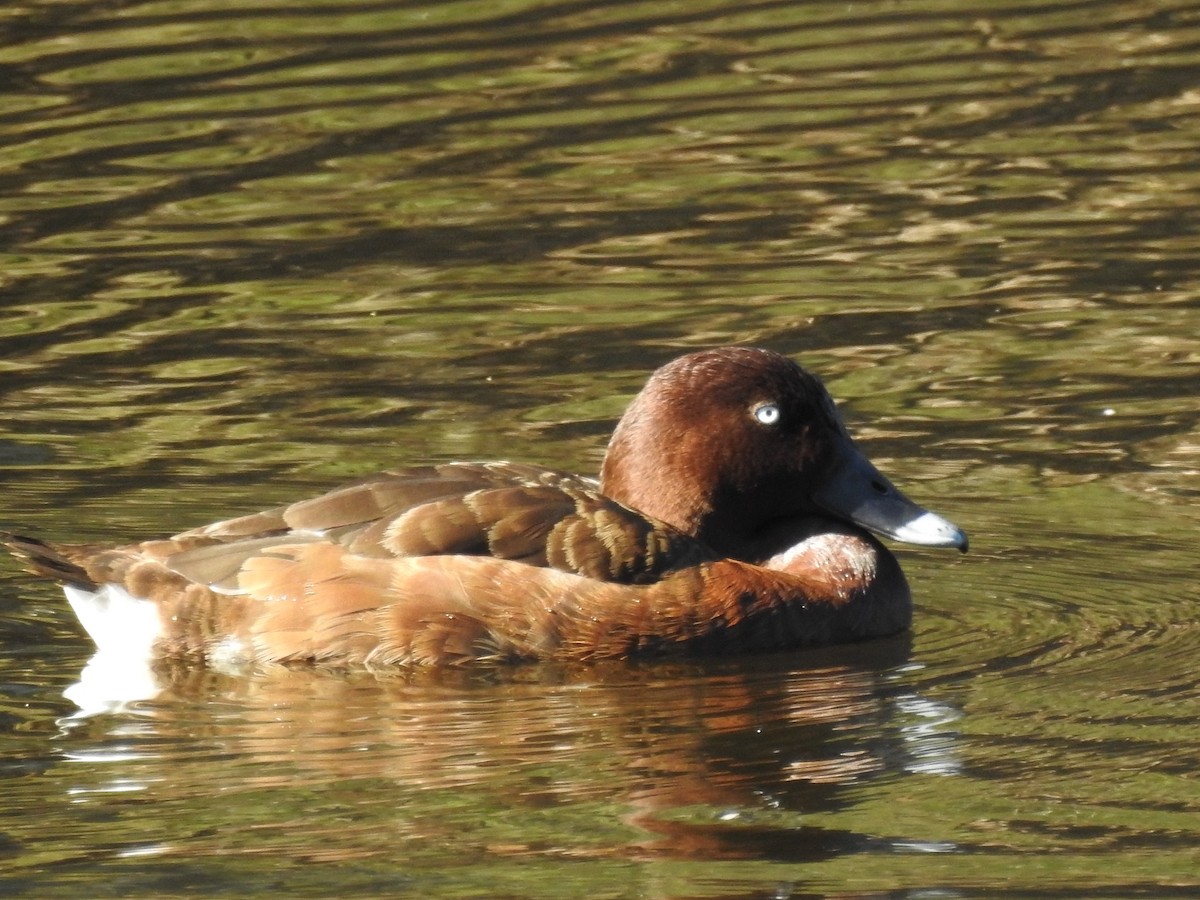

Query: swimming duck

[3,347,966,668]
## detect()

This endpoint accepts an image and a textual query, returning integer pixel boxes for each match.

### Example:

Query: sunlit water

[1,0,1199,896]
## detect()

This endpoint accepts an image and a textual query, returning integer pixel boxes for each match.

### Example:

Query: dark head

[600,347,966,559]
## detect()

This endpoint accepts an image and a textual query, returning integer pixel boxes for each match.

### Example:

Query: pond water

[1,0,1199,896]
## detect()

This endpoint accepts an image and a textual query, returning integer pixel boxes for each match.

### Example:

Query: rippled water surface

[2,0,1199,896]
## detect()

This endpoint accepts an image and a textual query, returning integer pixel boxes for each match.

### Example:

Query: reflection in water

[54,639,956,868]
[0,0,1198,896]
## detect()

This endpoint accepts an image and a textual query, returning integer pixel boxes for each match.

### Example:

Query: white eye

[753,403,781,426]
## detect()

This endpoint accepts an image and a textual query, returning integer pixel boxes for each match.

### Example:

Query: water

[2,0,1199,895]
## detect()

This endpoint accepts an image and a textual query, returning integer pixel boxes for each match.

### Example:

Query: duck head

[600,347,967,561]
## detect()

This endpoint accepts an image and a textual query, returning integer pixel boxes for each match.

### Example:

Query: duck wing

[143,462,708,592]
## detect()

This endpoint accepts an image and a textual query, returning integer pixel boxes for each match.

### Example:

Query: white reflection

[60,647,163,720]
[895,693,963,776]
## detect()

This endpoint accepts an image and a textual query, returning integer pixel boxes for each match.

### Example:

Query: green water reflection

[1,0,1199,896]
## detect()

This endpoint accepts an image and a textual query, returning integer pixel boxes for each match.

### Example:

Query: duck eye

[753,403,782,426]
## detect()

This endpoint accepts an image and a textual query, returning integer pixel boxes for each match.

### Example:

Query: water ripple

[1,0,1199,896]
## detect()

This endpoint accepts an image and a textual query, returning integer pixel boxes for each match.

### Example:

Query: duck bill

[811,443,968,552]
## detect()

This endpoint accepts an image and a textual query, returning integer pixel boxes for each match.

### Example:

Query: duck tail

[0,531,98,589]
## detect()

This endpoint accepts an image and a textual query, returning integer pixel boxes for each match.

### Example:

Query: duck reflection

[57,636,962,864]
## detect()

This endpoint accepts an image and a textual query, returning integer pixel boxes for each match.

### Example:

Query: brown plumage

[2,347,967,668]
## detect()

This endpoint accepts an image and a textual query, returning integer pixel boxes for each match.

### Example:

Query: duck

[2,347,966,668]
